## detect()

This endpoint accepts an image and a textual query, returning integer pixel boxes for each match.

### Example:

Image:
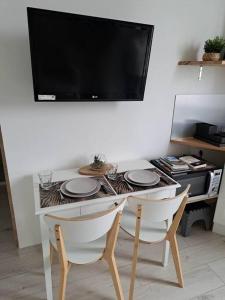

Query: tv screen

[27,8,154,102]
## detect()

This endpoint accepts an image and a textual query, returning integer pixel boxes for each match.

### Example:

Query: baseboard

[213,222,225,236]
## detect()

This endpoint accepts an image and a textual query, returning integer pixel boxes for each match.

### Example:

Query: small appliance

[195,122,225,147]
[151,157,222,197]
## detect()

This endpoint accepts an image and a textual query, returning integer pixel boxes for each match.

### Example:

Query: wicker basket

[202,52,221,61]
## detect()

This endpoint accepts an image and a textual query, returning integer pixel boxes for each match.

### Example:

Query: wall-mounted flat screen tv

[27,7,154,102]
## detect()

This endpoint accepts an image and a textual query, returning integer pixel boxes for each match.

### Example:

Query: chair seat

[52,236,106,264]
[120,208,167,243]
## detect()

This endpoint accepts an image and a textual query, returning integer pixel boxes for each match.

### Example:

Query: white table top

[33,159,179,215]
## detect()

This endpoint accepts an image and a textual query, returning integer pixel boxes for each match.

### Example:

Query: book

[160,156,189,171]
[154,159,190,175]
[179,155,207,169]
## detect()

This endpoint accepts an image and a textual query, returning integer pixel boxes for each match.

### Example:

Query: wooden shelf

[171,137,225,152]
[178,60,225,66]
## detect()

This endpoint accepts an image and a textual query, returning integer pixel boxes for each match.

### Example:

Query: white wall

[1,0,225,247]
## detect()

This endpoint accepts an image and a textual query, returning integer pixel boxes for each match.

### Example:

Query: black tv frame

[27,7,154,102]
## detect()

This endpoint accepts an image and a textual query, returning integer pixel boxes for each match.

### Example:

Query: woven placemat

[40,176,116,208]
[107,168,176,195]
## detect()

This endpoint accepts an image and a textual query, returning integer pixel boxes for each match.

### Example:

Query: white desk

[33,159,180,300]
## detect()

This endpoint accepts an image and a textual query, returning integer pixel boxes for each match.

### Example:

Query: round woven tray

[79,163,112,176]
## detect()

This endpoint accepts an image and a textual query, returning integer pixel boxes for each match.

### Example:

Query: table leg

[162,240,170,267]
[162,217,172,267]
[40,215,53,300]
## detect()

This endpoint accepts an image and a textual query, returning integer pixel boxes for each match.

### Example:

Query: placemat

[107,168,176,195]
[40,176,116,208]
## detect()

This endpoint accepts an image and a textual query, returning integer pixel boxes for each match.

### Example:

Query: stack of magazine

[158,155,207,174]
[159,156,190,174]
[179,155,207,169]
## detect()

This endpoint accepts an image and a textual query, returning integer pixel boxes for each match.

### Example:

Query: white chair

[44,199,126,300]
[120,185,190,300]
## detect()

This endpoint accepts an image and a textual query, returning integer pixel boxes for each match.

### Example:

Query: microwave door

[176,173,208,197]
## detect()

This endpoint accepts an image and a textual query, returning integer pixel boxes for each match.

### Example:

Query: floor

[0,224,225,300]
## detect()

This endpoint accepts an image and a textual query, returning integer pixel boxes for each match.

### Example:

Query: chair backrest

[44,199,126,245]
[127,185,190,222]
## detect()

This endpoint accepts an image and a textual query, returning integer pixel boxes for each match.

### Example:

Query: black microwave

[151,159,222,197]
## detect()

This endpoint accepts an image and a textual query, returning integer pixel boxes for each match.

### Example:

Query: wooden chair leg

[55,224,70,300]
[129,205,142,300]
[59,267,69,300]
[169,234,184,288]
[104,212,124,300]
[106,255,124,300]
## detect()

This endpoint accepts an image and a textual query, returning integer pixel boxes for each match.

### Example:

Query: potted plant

[203,36,225,61]
[90,154,106,170]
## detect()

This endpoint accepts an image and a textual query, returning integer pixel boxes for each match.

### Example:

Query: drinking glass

[38,170,53,190]
[106,163,118,180]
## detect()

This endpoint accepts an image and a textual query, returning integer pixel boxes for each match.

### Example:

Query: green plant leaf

[204,36,225,53]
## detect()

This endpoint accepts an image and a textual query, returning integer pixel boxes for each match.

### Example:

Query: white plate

[65,178,98,194]
[127,170,160,184]
[124,171,160,187]
[124,173,160,187]
[60,181,100,198]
